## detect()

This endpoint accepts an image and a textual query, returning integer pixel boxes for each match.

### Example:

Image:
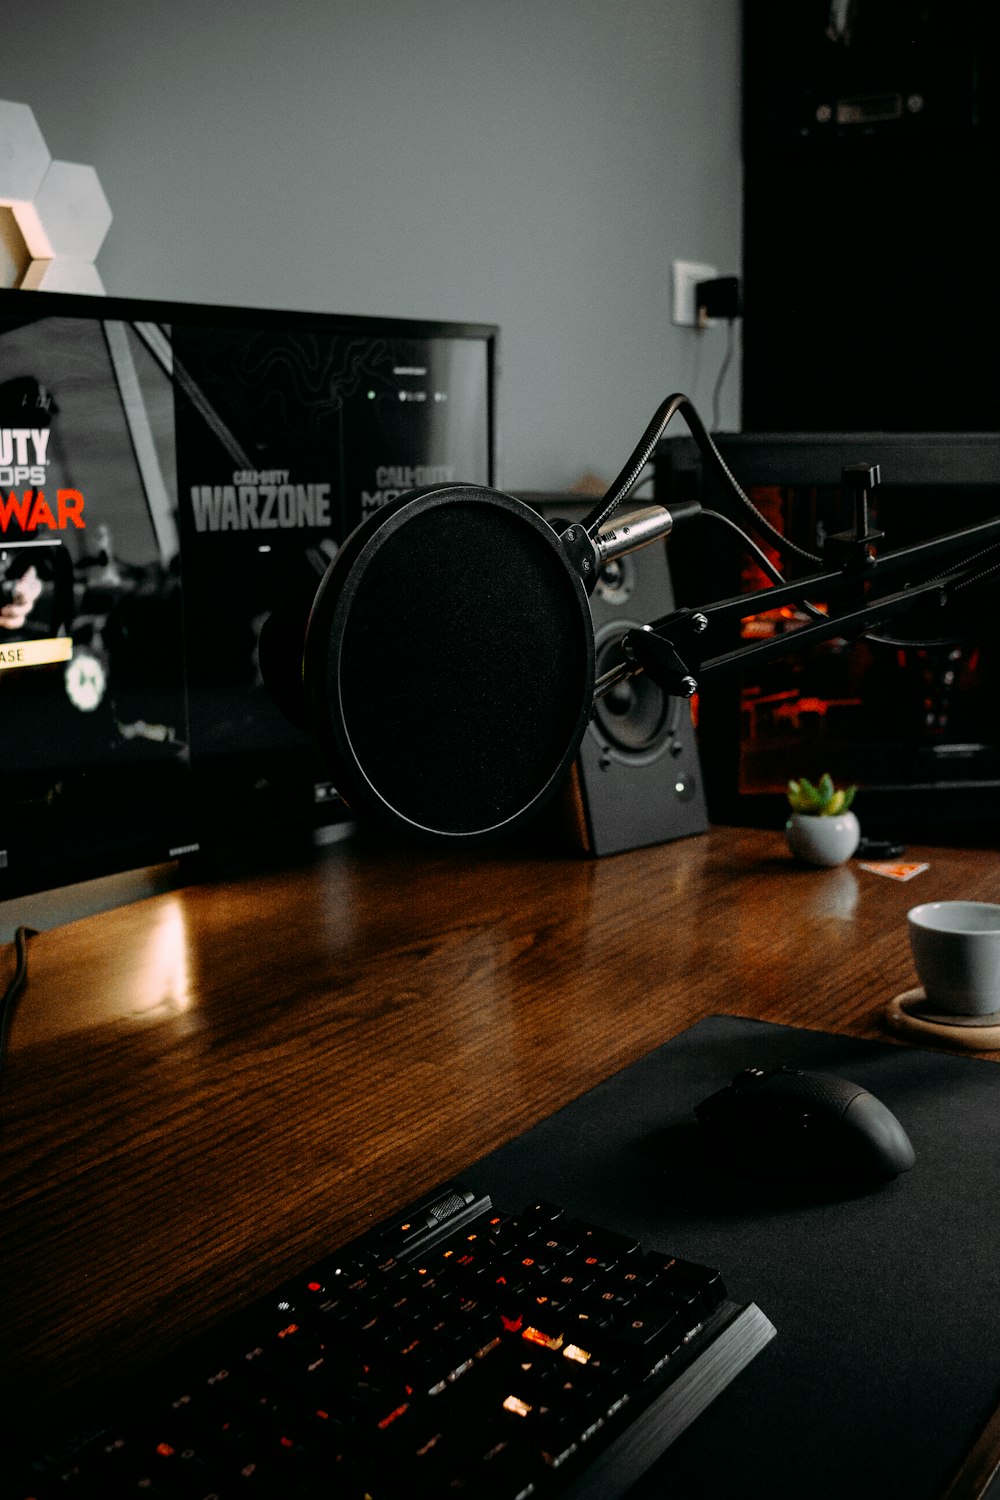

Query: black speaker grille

[335,499,591,835]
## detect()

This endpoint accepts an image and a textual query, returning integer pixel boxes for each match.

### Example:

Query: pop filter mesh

[336,501,591,835]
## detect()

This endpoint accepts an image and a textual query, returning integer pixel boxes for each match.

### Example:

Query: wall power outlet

[672,260,718,327]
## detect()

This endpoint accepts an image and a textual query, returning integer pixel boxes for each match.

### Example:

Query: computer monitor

[655,431,1000,840]
[0,289,498,895]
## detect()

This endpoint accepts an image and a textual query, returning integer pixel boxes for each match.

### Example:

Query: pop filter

[299,485,595,842]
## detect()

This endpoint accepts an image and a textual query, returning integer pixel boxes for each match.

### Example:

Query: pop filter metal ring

[303,485,596,843]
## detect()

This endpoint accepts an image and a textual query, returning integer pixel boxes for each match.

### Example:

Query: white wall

[3,0,742,490]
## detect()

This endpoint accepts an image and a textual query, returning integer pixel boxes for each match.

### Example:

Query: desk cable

[1,924,38,1072]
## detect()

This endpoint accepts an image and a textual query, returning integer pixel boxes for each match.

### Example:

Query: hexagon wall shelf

[0,99,111,294]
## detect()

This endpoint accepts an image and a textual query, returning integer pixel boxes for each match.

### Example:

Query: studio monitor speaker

[523,495,709,856]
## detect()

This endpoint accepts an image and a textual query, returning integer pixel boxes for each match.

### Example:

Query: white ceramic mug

[907,901,1000,1016]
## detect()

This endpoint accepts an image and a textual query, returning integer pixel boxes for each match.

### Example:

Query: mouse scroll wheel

[732,1067,767,1087]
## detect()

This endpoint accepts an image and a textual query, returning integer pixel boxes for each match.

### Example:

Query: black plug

[695,276,743,328]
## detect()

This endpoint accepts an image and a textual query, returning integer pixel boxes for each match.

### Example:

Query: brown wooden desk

[2,824,998,1446]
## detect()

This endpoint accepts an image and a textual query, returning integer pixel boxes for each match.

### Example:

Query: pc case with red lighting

[655,432,1000,842]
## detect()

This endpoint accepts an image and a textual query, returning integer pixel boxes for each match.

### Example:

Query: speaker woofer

[591,620,679,761]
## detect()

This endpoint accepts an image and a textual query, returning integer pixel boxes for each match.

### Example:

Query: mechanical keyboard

[13,1183,775,1499]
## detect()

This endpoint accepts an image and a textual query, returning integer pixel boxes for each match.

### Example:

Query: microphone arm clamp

[822,463,884,571]
[593,608,706,706]
[621,614,701,699]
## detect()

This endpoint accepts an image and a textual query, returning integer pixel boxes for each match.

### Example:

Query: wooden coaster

[885,988,1000,1050]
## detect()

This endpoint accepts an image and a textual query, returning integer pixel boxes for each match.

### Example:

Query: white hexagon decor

[0,99,111,294]
[0,99,51,203]
[19,257,107,294]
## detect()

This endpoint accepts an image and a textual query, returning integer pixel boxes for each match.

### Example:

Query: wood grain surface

[2,824,998,1443]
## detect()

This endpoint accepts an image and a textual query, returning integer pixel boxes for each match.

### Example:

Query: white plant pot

[785,810,861,868]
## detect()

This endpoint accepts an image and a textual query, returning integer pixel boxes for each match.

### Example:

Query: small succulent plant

[787,773,856,817]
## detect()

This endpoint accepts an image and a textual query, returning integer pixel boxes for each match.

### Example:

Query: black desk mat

[464,1015,1000,1499]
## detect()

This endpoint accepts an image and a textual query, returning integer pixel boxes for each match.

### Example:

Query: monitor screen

[0,290,497,894]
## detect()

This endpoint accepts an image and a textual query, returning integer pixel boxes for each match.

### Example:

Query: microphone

[559,499,704,589]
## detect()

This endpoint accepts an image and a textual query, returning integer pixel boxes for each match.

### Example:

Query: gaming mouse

[694,1066,916,1183]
